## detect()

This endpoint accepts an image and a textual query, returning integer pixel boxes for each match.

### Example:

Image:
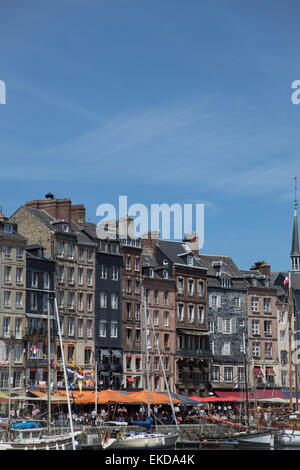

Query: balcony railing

[176,348,212,359]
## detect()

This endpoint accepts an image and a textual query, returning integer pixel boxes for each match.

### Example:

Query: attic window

[4,224,13,233]
[62,223,69,232]
[149,268,154,278]
[187,255,193,266]
[163,270,169,279]
[220,278,231,288]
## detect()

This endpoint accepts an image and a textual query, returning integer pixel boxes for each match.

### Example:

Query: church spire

[291,177,300,270]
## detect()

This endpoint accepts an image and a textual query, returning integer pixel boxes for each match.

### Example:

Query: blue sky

[1,0,300,271]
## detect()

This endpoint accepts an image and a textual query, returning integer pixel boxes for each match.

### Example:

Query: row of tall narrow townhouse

[0,193,290,398]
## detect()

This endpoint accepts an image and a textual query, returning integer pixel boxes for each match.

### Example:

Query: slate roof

[157,240,207,270]
[197,254,248,289]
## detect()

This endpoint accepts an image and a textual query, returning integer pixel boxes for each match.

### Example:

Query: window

[211,365,220,382]
[209,295,220,308]
[164,357,169,370]
[3,317,10,337]
[198,281,204,297]
[15,292,23,308]
[67,244,74,259]
[265,342,272,359]
[100,265,107,279]
[14,344,22,364]
[126,257,131,270]
[233,297,240,309]
[198,306,204,324]
[78,248,84,261]
[126,302,131,320]
[67,292,74,309]
[187,255,193,266]
[163,269,168,279]
[87,250,93,263]
[177,304,184,322]
[208,320,215,332]
[87,293,93,312]
[57,266,64,283]
[134,258,139,271]
[135,303,140,320]
[154,310,159,326]
[110,322,118,338]
[16,247,23,260]
[264,320,272,336]
[43,272,49,288]
[149,268,154,278]
[177,278,183,294]
[4,224,13,233]
[100,292,107,308]
[78,319,83,338]
[68,346,74,363]
[29,292,37,310]
[57,242,64,257]
[252,341,260,358]
[42,294,49,312]
[4,266,11,283]
[4,246,11,259]
[164,334,169,349]
[57,291,64,308]
[188,305,195,323]
[125,279,131,293]
[263,298,271,313]
[31,271,38,287]
[78,292,83,310]
[68,267,75,284]
[251,297,259,312]
[77,268,83,285]
[126,328,131,341]
[252,320,260,335]
[112,266,119,280]
[135,329,141,342]
[224,366,233,382]
[67,317,74,336]
[154,290,158,303]
[99,320,107,337]
[188,280,194,296]
[86,320,92,337]
[163,311,169,326]
[111,293,118,309]
[163,291,168,305]
[220,277,231,288]
[87,269,93,286]
[154,356,159,370]
[134,280,140,294]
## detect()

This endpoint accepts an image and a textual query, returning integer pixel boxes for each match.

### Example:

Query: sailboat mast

[144,298,151,418]
[54,297,76,450]
[243,333,250,428]
[47,297,51,431]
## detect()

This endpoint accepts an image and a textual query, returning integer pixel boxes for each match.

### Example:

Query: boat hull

[102,433,179,450]
[0,430,83,450]
[236,432,272,447]
[278,429,300,446]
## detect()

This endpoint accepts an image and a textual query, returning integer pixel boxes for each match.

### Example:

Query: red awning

[266,367,276,376]
[126,377,134,383]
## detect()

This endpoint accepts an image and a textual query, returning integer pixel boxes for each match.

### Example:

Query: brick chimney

[142,231,160,257]
[71,204,86,225]
[250,260,271,278]
[25,196,72,223]
[183,232,199,255]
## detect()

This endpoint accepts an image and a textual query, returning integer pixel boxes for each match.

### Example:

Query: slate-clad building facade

[25,244,56,389]
[84,221,123,390]
[197,254,248,393]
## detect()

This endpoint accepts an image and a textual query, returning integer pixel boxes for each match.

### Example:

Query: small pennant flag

[284,276,289,286]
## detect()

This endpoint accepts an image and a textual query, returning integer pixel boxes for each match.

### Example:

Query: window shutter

[209,295,212,307]
[231,318,236,334]
[217,317,223,333]
[217,296,221,308]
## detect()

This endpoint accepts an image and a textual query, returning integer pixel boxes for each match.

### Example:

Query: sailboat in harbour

[0,297,84,450]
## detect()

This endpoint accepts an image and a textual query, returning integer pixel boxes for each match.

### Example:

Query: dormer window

[4,224,13,233]
[163,260,169,266]
[187,255,193,266]
[163,270,168,279]
[252,278,258,287]
[220,277,231,288]
[62,223,69,232]
[149,268,154,278]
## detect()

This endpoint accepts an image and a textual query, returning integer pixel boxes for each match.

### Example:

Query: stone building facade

[0,215,27,393]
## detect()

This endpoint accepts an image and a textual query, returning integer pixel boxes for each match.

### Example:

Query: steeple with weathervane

[291,177,300,271]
